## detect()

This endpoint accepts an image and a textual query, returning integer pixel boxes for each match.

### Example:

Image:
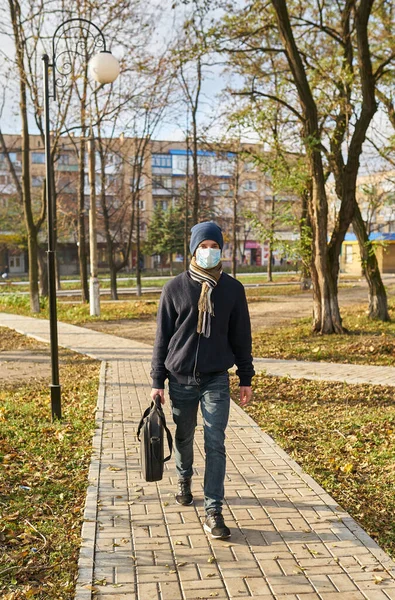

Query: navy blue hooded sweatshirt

[150,271,255,388]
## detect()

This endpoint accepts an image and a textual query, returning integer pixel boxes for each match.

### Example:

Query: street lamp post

[88,128,100,316]
[42,18,119,420]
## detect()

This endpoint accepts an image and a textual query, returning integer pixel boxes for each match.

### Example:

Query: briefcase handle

[136,395,173,463]
[154,394,173,462]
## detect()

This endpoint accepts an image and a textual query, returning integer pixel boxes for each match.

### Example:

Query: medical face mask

[195,247,221,269]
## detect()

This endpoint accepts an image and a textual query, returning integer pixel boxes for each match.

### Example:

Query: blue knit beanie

[189,221,223,256]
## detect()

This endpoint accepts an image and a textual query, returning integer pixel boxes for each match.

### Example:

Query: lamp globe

[89,51,120,84]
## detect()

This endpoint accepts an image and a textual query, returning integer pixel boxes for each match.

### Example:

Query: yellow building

[341,233,395,274]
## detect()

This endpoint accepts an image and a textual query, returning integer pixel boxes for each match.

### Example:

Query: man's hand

[239,386,253,407]
[151,388,165,404]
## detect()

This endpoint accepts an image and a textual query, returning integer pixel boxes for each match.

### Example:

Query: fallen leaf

[207,555,216,563]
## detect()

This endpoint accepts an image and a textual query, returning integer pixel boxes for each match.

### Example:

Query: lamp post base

[89,276,101,316]
[50,384,62,421]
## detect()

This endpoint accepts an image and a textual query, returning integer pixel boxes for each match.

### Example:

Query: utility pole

[232,152,240,279]
[88,128,100,316]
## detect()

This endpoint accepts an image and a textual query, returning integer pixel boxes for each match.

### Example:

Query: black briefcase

[137,394,173,482]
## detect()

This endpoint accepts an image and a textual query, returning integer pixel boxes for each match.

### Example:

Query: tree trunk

[136,192,142,297]
[55,255,61,290]
[78,133,89,303]
[272,0,346,334]
[16,13,40,313]
[267,194,275,282]
[110,262,117,300]
[104,220,117,301]
[299,190,312,290]
[232,193,237,278]
[231,153,240,279]
[309,178,345,334]
[267,243,273,282]
[27,234,40,313]
[310,259,321,330]
[184,186,189,271]
[38,246,48,297]
[97,142,118,301]
[51,167,61,291]
[352,204,390,321]
[184,128,190,271]
[192,112,199,224]
[169,253,173,276]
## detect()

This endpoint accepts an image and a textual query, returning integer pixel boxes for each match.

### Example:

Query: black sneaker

[175,478,193,506]
[204,512,231,539]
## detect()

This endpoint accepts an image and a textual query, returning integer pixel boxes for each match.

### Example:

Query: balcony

[152,187,172,195]
[56,164,79,172]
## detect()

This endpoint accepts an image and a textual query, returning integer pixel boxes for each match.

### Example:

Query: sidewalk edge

[74,361,107,599]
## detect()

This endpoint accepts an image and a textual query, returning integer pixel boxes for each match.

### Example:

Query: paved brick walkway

[1,312,395,600]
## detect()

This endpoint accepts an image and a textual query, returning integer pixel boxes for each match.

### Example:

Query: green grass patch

[253,301,395,366]
[231,373,395,558]
[1,276,303,294]
[0,294,158,325]
[0,329,100,599]
[245,284,305,301]
[54,278,169,291]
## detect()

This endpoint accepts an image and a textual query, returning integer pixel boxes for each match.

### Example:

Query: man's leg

[200,373,231,537]
[168,380,199,504]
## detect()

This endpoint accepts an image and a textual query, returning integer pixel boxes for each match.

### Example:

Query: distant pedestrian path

[1,312,395,600]
[1,312,394,387]
[254,357,395,386]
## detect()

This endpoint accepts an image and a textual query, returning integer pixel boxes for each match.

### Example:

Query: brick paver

[1,312,394,600]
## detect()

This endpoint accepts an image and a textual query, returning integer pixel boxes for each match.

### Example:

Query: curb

[74,361,107,599]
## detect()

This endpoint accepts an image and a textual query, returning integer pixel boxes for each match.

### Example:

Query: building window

[58,153,70,165]
[130,175,144,190]
[345,245,353,263]
[219,182,230,192]
[245,161,257,172]
[10,256,21,268]
[0,152,17,163]
[243,180,257,192]
[152,176,172,190]
[32,152,45,164]
[152,154,172,168]
[139,200,145,210]
[154,200,168,210]
[60,178,76,193]
[173,178,185,189]
[32,176,44,187]
[107,152,122,166]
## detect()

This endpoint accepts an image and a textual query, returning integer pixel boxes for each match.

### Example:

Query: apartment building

[327,170,395,274]
[0,134,300,275]
[328,170,395,233]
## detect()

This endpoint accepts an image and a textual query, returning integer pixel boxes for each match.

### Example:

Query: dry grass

[0,329,100,599]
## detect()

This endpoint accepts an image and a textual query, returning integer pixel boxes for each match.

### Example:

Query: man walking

[151,221,254,539]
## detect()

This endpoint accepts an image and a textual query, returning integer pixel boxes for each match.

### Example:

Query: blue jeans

[168,373,230,514]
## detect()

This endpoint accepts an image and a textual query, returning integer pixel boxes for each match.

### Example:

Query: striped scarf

[189,256,223,338]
